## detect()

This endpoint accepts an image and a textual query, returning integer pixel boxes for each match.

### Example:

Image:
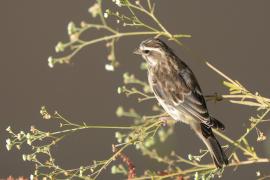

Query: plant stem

[213,129,255,158]
[128,3,170,35]
[62,31,160,63]
[132,158,270,180]
[50,125,134,136]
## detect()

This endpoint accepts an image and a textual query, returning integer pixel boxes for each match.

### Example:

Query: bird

[133,38,228,168]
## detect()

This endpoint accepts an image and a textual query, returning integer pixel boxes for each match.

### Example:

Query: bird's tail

[193,123,229,168]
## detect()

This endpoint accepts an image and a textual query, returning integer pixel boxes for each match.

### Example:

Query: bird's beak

[133,48,142,55]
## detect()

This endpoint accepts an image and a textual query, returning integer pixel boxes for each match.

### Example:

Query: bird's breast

[148,72,194,124]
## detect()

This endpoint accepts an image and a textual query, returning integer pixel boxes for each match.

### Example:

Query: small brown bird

[134,38,228,168]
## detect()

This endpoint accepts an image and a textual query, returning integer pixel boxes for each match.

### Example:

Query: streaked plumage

[134,38,228,168]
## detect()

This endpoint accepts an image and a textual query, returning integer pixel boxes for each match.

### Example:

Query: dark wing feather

[174,64,212,126]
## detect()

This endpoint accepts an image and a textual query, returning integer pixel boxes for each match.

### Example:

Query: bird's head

[133,38,173,67]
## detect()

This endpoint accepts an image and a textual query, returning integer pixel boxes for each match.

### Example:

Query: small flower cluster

[112,0,128,7]
[103,7,137,27]
[105,40,118,71]
[88,3,100,17]
[103,10,109,18]
[111,164,127,175]
[40,106,51,120]
[115,106,140,119]
[5,126,36,151]
[47,21,85,68]
[47,56,55,68]
[5,135,12,151]
[123,73,151,93]
[22,154,36,162]
[256,127,266,142]
[116,72,154,103]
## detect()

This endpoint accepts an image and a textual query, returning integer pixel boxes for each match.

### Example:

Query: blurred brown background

[1,0,270,179]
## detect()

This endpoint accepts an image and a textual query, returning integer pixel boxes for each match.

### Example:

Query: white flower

[6,144,11,151]
[6,126,11,132]
[55,41,65,53]
[88,3,100,17]
[27,139,32,146]
[22,154,27,161]
[116,106,124,117]
[6,138,11,145]
[30,174,34,180]
[105,64,114,71]
[194,172,199,180]
[26,133,31,139]
[103,12,108,18]
[117,87,122,94]
[107,53,114,61]
[17,133,22,140]
[26,155,31,161]
[48,56,54,68]
[188,154,193,160]
[43,114,51,120]
[67,21,76,35]
[115,0,122,7]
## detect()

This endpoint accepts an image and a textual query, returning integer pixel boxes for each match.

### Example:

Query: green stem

[132,158,270,180]
[61,31,160,63]
[238,109,270,143]
[97,0,107,26]
[222,94,270,102]
[126,1,158,32]
[50,125,134,136]
[147,0,152,11]
[92,120,163,178]
[128,3,170,35]
[80,24,118,34]
[93,143,130,179]
[213,129,255,158]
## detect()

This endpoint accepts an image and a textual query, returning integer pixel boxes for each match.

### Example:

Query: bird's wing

[173,66,212,126]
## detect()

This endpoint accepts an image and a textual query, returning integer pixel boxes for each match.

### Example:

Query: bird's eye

[143,50,150,54]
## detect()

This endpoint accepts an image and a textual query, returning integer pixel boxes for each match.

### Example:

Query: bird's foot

[159,116,172,126]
